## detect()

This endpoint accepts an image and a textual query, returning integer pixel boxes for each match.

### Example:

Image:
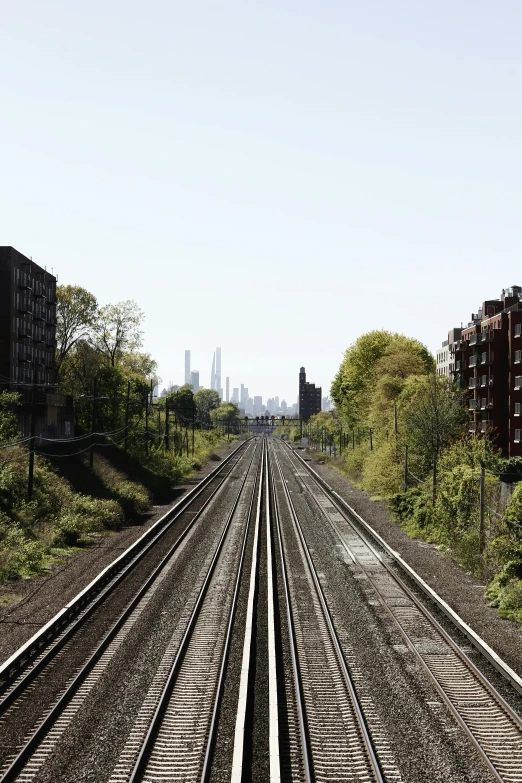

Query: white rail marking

[230,447,264,782]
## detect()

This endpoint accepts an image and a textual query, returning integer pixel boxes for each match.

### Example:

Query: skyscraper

[190,371,200,391]
[215,347,221,399]
[184,350,191,385]
[232,387,239,404]
[211,352,216,390]
[299,367,321,421]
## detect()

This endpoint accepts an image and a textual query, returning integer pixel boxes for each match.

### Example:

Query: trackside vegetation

[307,330,522,626]
[0,285,242,583]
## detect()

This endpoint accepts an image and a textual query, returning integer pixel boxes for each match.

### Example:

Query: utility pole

[89,376,98,470]
[145,386,150,453]
[165,401,170,451]
[479,466,485,553]
[124,380,131,453]
[27,360,37,500]
[432,452,438,504]
[369,428,373,450]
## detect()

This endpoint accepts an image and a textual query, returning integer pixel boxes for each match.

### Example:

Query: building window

[516,377,522,389]
[515,429,521,443]
[516,350,522,364]
[516,403,521,416]
[516,324,522,337]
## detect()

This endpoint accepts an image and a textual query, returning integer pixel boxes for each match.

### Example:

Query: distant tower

[190,370,200,391]
[211,352,216,390]
[226,376,230,402]
[184,350,191,385]
[215,347,221,397]
[299,366,321,421]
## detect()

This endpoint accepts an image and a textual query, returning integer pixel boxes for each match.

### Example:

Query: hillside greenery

[0,284,242,584]
[325,330,522,625]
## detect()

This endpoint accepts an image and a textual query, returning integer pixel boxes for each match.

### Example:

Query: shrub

[0,513,44,580]
[111,481,150,515]
[55,496,124,546]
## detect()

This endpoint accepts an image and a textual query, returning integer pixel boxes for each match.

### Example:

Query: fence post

[165,402,170,451]
[479,466,485,553]
[124,380,131,453]
[369,428,373,450]
[403,445,408,491]
[28,360,37,499]
[89,376,97,470]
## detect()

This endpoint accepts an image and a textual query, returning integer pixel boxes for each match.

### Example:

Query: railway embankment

[301,446,522,683]
[0,437,243,666]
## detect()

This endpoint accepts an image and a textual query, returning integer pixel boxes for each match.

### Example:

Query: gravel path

[0,440,244,667]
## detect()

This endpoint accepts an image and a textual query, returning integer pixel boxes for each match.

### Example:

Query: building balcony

[33,331,45,343]
[469,400,478,410]
[469,356,480,367]
[469,334,481,346]
[33,307,45,321]
[16,351,32,363]
[482,331,493,342]
[17,299,33,314]
[481,376,493,387]
[481,353,493,365]
[469,423,477,433]
[481,421,489,433]
[17,328,32,339]
[469,378,478,389]
[17,278,32,291]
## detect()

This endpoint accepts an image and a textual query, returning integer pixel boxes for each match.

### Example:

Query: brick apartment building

[299,366,321,421]
[443,285,522,457]
[0,246,74,438]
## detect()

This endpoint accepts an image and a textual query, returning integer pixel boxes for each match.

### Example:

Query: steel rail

[271,443,384,783]
[230,439,265,782]
[279,440,522,783]
[129,441,262,782]
[284,438,522,696]
[200,438,263,782]
[268,444,313,783]
[0,437,252,702]
[0,440,258,783]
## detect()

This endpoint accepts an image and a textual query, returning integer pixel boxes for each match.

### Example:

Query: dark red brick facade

[454,287,522,456]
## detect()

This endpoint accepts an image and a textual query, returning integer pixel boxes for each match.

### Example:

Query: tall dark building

[0,246,73,438]
[299,366,321,421]
[0,247,57,388]
[452,286,522,457]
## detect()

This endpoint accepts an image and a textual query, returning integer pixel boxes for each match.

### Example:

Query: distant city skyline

[178,346,301,414]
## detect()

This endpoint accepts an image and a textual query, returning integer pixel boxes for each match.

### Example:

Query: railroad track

[0,438,259,782]
[275,438,522,783]
[269,443,389,783]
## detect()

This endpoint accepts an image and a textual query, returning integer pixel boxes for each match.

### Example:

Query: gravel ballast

[301,449,522,682]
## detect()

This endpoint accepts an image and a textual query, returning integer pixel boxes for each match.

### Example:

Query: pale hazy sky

[2,1,522,403]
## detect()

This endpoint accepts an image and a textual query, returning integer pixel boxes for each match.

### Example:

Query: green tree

[398,373,467,465]
[211,402,241,425]
[56,285,98,379]
[332,330,433,428]
[93,300,144,367]
[0,392,20,444]
[167,385,195,424]
[194,389,221,427]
